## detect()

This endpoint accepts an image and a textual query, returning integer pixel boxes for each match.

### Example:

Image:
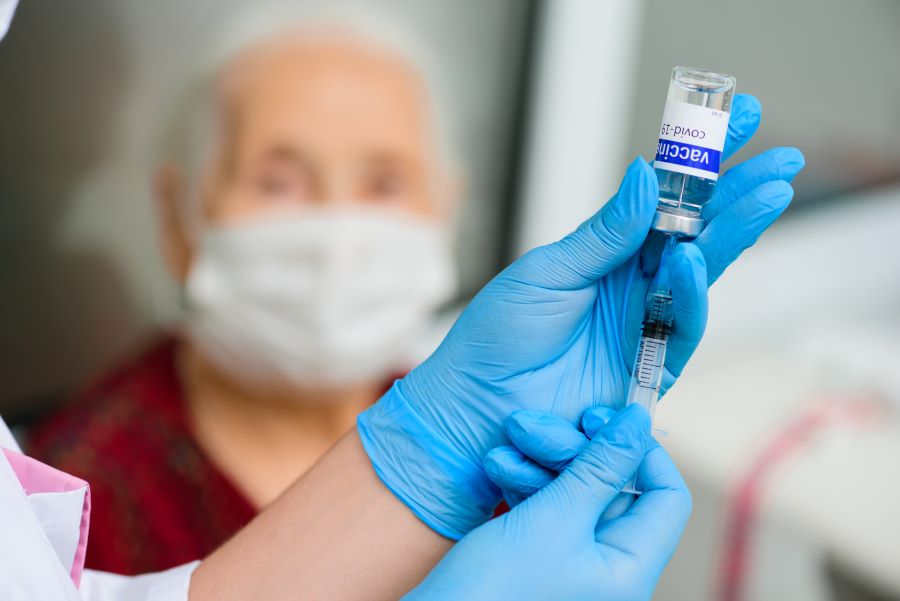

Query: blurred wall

[513,0,645,255]
[0,0,531,415]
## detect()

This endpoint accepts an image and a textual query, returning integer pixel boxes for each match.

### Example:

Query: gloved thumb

[508,157,657,291]
[528,405,653,527]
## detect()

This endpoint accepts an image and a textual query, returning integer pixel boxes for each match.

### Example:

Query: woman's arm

[189,431,450,601]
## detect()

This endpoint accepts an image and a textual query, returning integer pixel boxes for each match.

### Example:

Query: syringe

[623,67,736,494]
[623,237,676,495]
[625,236,677,424]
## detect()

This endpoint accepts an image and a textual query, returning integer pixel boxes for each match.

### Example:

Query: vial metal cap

[651,208,704,238]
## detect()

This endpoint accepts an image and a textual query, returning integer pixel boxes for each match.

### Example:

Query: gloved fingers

[695,180,794,284]
[486,407,620,509]
[581,406,617,439]
[662,243,708,381]
[638,230,669,278]
[484,446,556,508]
[703,147,804,223]
[509,157,657,291]
[504,411,589,471]
[597,491,635,526]
[546,405,653,526]
[502,490,526,508]
[721,94,762,162]
[594,445,691,565]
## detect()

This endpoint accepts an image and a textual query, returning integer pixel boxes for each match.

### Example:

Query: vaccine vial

[652,66,736,238]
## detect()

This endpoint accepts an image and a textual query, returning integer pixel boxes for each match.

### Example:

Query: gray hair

[156,5,460,234]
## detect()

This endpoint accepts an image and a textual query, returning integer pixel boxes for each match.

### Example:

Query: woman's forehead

[218,34,437,163]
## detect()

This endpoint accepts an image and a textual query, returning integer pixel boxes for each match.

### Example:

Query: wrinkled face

[202,36,445,226]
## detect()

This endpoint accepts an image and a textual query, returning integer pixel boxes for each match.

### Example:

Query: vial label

[654,100,730,181]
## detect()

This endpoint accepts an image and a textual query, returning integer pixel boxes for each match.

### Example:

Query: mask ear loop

[174,158,214,315]
[178,169,209,247]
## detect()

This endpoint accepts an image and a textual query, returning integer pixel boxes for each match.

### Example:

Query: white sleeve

[78,562,200,601]
[0,417,83,601]
[1,416,199,601]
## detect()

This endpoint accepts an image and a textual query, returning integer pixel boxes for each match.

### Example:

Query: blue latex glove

[359,94,805,538]
[485,407,621,509]
[404,406,691,601]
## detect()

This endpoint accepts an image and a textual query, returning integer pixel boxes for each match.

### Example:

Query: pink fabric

[2,448,91,587]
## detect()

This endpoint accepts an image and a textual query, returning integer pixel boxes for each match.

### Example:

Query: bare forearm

[189,430,451,601]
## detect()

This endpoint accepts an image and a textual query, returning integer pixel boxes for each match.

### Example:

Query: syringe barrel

[625,290,673,420]
[652,66,736,238]
[626,337,667,421]
[623,321,670,496]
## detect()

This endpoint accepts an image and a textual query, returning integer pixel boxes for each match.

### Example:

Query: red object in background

[28,337,257,575]
[715,396,882,601]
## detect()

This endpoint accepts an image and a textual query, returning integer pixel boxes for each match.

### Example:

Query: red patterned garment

[27,336,257,575]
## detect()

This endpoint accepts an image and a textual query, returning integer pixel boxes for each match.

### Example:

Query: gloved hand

[359,94,805,538]
[404,406,691,601]
[485,407,621,509]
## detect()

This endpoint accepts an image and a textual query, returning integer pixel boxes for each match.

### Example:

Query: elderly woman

[29,23,458,574]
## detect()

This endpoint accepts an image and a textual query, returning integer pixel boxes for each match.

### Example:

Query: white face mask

[184,204,457,393]
[0,0,18,41]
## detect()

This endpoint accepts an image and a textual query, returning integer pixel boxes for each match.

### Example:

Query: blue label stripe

[655,139,721,174]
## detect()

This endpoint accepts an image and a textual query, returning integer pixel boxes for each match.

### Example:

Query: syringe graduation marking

[633,291,673,388]
[635,339,664,386]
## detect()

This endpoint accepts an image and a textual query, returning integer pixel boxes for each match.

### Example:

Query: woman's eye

[259,173,296,196]
[255,168,311,201]
[364,168,406,201]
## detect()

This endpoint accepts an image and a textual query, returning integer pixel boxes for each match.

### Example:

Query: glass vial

[652,66,736,238]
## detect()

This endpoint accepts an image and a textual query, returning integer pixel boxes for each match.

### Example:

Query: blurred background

[0,0,898,598]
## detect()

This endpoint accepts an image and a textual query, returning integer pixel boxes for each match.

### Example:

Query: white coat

[0,416,198,600]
